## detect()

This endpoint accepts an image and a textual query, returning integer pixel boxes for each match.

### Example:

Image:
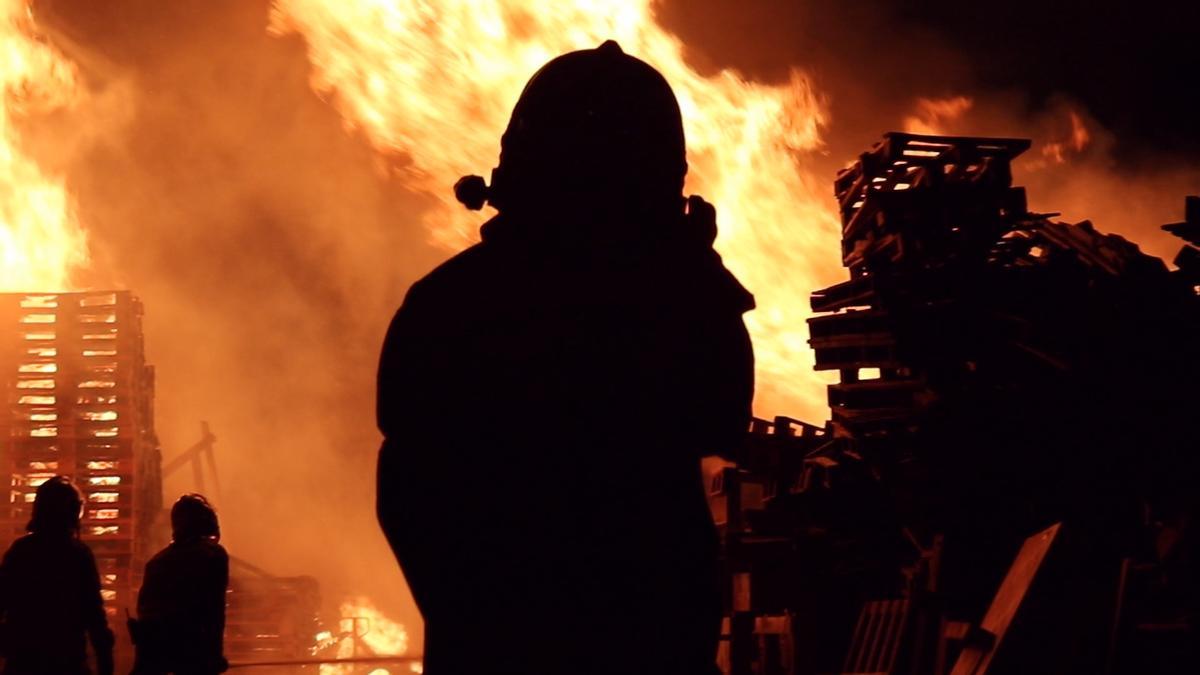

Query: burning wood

[0,290,162,671]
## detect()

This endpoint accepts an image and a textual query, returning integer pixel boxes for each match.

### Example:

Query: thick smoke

[22,0,1198,653]
[34,0,439,638]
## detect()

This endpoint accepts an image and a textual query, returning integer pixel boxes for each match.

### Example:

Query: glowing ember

[269,0,844,418]
[0,1,89,291]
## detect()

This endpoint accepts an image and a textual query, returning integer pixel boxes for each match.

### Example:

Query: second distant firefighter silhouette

[130,494,228,675]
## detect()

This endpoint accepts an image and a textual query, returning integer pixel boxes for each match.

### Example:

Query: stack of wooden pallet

[224,559,322,666]
[809,133,1035,443]
[0,290,163,620]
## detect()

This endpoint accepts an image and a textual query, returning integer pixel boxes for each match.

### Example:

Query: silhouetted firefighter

[377,40,754,675]
[0,476,114,675]
[130,494,228,675]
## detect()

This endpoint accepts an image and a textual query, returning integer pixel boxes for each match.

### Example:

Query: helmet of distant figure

[27,475,84,535]
[171,493,220,542]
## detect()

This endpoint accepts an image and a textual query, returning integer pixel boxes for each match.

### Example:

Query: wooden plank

[950,523,1061,675]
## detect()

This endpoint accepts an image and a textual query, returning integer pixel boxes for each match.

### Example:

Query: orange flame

[1040,110,1091,165]
[0,1,89,291]
[903,96,974,136]
[320,596,413,675]
[270,0,844,418]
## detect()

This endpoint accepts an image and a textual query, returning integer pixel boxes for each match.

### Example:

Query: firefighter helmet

[457,40,687,216]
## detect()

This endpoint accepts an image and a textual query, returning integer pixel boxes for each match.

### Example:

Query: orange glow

[0,1,89,291]
[270,0,844,418]
[1069,112,1090,151]
[1040,110,1091,165]
[903,96,974,135]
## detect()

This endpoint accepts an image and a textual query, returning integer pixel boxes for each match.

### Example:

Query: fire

[0,1,89,291]
[320,596,412,675]
[1039,110,1091,165]
[903,94,1094,171]
[342,596,409,657]
[269,0,844,418]
[903,96,974,136]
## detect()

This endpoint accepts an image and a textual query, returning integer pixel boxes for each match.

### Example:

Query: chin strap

[457,171,718,250]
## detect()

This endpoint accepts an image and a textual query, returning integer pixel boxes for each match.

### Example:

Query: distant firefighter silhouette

[377,41,754,675]
[0,476,114,675]
[130,494,228,675]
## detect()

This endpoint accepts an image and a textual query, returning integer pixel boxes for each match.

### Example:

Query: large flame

[269,0,844,418]
[0,1,88,291]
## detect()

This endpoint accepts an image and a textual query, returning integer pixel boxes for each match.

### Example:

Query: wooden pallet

[0,291,163,623]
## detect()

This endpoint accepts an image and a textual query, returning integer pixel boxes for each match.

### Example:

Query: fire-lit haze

[0,0,88,290]
[269,0,845,418]
[6,0,1199,661]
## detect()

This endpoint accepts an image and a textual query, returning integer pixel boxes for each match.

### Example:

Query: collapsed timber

[711,133,1200,675]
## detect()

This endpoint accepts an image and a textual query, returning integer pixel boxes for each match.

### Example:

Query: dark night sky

[661,0,1200,165]
[900,1,1200,160]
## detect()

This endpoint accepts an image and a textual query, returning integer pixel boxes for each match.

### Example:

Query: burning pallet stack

[809,133,1035,449]
[710,133,1200,674]
[0,290,163,619]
